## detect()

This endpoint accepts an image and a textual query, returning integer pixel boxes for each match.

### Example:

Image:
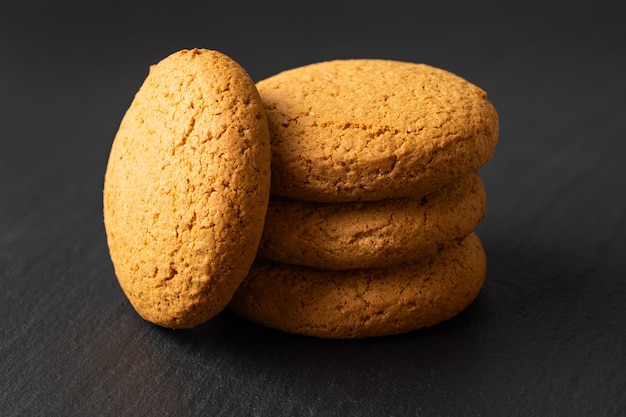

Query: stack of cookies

[103,49,498,339]
[228,59,499,339]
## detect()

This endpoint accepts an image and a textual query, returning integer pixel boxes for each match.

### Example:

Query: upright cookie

[259,172,485,270]
[103,49,271,328]
[257,59,499,202]
[230,233,486,339]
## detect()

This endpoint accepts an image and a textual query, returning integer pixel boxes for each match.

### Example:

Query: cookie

[103,49,271,329]
[257,59,499,202]
[258,172,485,270]
[230,233,486,339]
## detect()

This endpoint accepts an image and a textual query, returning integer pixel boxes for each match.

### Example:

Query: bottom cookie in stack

[229,233,486,339]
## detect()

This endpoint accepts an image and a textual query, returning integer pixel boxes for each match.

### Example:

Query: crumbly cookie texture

[257,59,499,203]
[103,49,271,328]
[229,233,486,339]
[258,172,485,270]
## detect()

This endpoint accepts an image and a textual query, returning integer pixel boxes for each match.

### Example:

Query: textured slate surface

[1,1,624,416]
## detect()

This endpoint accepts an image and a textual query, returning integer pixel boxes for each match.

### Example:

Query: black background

[1,1,625,416]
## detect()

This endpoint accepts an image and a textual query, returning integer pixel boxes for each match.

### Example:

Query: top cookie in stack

[258,59,498,203]
[229,59,499,339]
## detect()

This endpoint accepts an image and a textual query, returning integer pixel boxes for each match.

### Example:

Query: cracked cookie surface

[229,233,486,339]
[103,49,271,328]
[258,172,485,269]
[257,59,499,202]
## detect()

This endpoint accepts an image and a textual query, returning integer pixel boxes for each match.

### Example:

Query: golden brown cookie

[230,233,486,339]
[257,59,499,202]
[258,172,485,270]
[103,49,271,329]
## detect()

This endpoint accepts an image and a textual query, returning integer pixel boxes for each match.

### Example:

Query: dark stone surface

[1,1,624,416]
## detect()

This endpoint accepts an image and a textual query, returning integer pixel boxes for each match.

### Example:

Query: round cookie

[229,233,486,339]
[257,59,499,202]
[103,49,271,329]
[258,172,485,270]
